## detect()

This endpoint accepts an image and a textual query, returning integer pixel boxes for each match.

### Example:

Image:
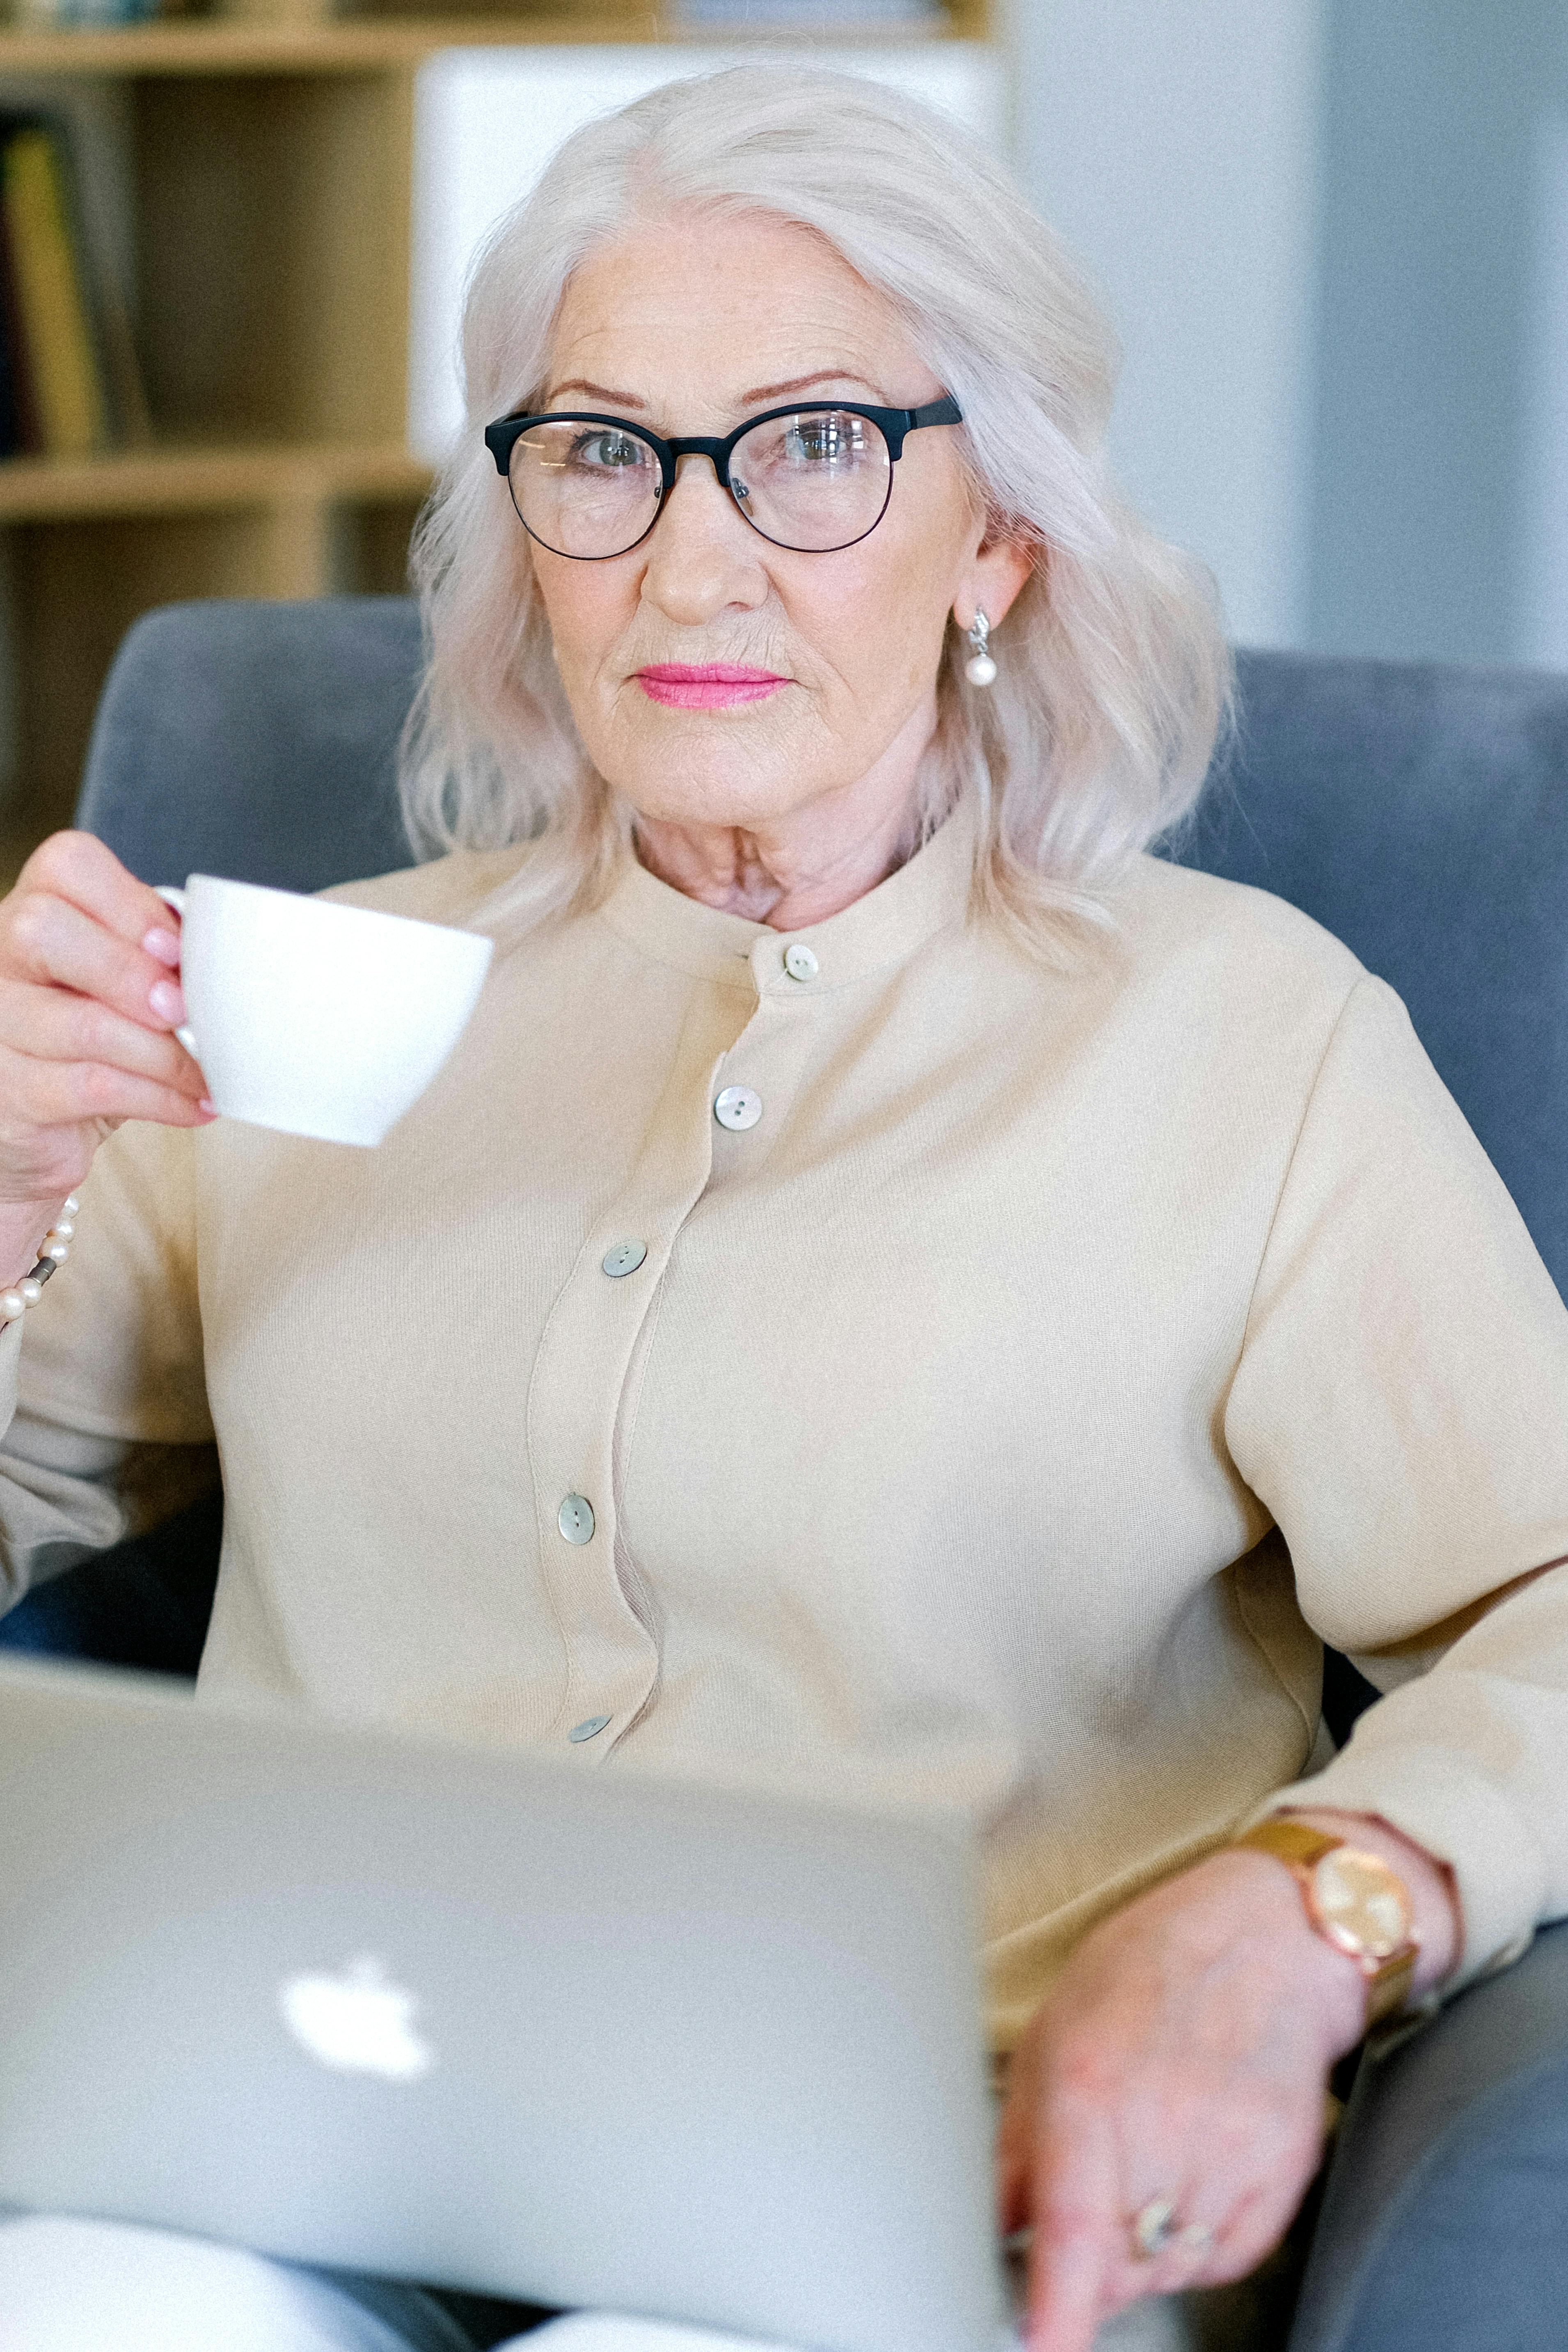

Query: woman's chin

[626,780,822,835]
[609,737,833,834]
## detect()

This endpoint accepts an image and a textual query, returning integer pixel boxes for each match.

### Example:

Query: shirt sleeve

[1222,973,1568,1989]
[0,1117,213,1611]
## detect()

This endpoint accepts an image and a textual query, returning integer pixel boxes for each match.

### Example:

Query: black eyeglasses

[483,396,963,560]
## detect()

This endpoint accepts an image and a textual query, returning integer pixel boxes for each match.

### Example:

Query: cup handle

[152,886,199,1059]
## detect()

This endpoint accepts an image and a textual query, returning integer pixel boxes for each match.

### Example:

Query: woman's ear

[955,531,1038,636]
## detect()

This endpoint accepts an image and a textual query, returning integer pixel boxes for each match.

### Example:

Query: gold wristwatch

[1231,1819,1419,2029]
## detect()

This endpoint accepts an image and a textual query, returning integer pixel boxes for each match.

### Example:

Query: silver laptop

[0,1656,1008,2352]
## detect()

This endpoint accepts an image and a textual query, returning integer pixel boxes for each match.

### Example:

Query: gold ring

[1131,2198,1214,2261]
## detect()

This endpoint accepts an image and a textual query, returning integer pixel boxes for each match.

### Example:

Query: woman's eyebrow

[542,368,887,414]
[546,379,647,409]
[740,369,886,405]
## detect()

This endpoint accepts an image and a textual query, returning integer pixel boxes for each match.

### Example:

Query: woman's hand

[997,1809,1459,2352]
[0,830,212,1281]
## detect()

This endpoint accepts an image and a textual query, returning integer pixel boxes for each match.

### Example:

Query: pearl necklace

[1,1193,81,1323]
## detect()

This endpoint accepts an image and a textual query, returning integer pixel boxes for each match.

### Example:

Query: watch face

[1312,1847,1414,1960]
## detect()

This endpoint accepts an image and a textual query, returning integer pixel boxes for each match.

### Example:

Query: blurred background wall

[1017,0,1561,666]
[1016,0,1323,654]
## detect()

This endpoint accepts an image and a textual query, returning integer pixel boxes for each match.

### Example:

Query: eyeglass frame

[482,394,964,559]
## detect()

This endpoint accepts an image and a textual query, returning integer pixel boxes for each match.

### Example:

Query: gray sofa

[3,597,1566,2349]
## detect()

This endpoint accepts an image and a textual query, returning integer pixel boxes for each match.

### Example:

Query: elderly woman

[0,63,1564,2352]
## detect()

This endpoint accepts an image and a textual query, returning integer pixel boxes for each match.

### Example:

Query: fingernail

[149,979,186,1024]
[197,1098,216,1118]
[142,927,182,967]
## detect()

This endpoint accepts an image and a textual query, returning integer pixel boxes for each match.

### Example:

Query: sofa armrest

[1288,1917,1568,2351]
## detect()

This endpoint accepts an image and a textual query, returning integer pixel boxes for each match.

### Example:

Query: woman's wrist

[1190,1805,1461,2066]
[1194,1846,1371,2059]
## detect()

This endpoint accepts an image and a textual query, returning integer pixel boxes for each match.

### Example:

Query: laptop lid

[0,1657,1007,2352]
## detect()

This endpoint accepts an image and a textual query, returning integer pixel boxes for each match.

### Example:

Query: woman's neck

[630,700,936,930]
[633,802,920,930]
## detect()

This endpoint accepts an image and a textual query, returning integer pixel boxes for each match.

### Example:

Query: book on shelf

[0,113,150,463]
[11,0,160,29]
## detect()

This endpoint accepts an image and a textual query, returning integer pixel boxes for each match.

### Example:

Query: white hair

[401,64,1232,956]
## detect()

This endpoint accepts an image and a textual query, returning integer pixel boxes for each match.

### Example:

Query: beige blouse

[2,811,1566,2048]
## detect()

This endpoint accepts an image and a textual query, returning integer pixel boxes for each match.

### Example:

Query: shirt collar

[596,801,976,995]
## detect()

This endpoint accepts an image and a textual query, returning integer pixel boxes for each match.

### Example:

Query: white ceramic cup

[154,875,494,1148]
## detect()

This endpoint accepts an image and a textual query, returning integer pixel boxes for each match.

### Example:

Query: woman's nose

[638,453,767,625]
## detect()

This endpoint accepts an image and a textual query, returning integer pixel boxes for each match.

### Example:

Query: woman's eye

[784,417,858,464]
[572,432,645,470]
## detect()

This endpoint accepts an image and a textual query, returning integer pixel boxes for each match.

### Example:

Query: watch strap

[1234,1819,1344,1874]
[1363,1943,1417,2028]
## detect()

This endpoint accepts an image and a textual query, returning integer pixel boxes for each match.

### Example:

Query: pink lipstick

[636,663,788,710]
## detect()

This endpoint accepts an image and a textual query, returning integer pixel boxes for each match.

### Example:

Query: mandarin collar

[596,801,975,996]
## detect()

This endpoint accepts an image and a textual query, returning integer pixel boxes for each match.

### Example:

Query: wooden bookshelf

[0,0,994,865]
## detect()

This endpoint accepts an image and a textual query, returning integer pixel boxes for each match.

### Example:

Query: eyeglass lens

[507,409,895,558]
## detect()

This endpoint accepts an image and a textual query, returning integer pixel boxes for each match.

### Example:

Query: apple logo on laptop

[278,1954,435,2082]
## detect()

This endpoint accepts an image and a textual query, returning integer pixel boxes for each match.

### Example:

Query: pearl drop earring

[964,610,997,687]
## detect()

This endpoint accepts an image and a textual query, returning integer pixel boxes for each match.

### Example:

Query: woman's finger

[1096,2178,1238,2310]
[0,1043,212,1134]
[1091,2099,1317,2314]
[1025,2102,1123,2352]
[0,893,188,1036]
[996,2045,1039,2237]
[0,981,205,1095]
[1147,2172,1300,2293]
[16,830,180,960]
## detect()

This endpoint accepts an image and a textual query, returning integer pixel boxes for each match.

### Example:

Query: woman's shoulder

[1075,853,1389,1105]
[319,844,531,927]
[1113,851,1367,1005]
